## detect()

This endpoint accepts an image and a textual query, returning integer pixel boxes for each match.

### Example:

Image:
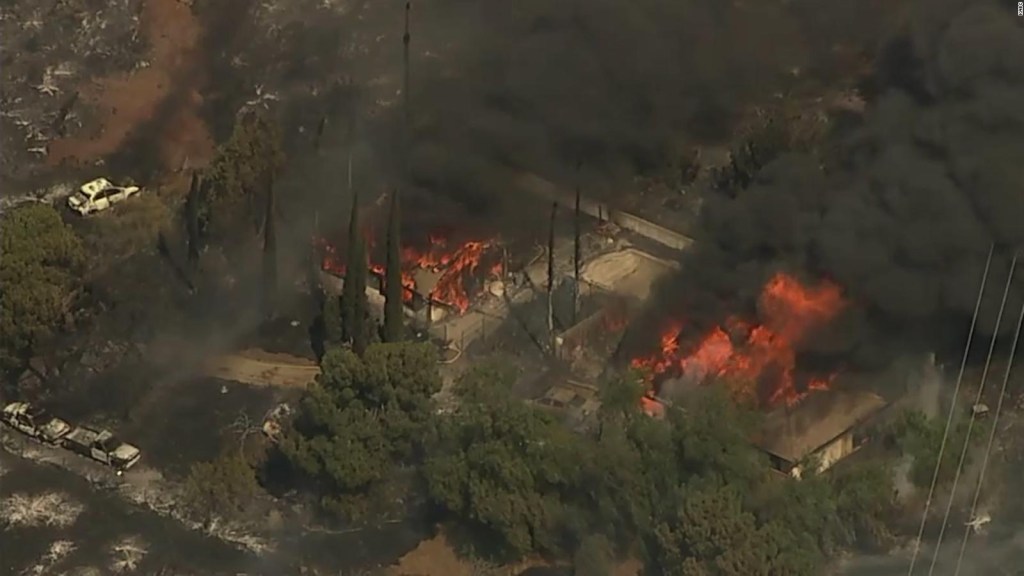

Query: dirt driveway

[202,349,320,389]
[48,0,214,174]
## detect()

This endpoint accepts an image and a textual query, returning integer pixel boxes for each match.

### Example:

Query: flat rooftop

[755,390,888,464]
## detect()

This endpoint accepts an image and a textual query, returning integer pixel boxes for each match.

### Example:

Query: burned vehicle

[1,402,72,444]
[66,177,141,215]
[62,426,141,474]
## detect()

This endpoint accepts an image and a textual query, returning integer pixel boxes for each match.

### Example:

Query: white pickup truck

[62,426,141,474]
[1,402,72,444]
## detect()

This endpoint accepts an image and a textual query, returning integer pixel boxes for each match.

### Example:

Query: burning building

[631,272,846,409]
[316,230,506,326]
[755,389,888,478]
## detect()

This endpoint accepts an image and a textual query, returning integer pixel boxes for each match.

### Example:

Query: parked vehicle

[1,402,72,444]
[62,426,141,474]
[66,177,140,215]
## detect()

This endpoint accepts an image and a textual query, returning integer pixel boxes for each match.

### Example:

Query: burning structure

[317,229,506,326]
[631,272,846,409]
[755,389,888,478]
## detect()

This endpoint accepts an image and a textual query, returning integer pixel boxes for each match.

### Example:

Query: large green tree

[423,364,583,557]
[0,204,84,373]
[281,342,440,516]
[198,109,284,248]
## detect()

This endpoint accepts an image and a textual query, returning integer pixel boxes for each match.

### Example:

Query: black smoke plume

[632,0,1024,369]
[388,0,900,220]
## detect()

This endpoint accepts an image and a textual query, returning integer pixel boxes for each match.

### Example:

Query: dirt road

[202,349,320,388]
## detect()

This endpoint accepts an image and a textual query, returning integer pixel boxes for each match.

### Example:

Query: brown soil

[386,534,643,576]
[387,534,541,576]
[48,0,214,174]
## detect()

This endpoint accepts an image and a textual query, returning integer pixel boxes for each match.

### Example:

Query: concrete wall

[512,173,694,251]
[554,308,610,361]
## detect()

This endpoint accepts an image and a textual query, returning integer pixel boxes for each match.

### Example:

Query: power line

[906,243,994,576]
[927,253,1018,576]
[953,260,1023,576]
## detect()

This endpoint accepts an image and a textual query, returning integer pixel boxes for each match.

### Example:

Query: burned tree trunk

[573,165,582,325]
[548,201,557,353]
[185,171,202,270]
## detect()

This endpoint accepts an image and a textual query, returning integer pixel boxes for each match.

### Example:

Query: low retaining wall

[512,173,694,251]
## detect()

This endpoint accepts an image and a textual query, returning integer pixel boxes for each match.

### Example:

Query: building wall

[789,431,855,479]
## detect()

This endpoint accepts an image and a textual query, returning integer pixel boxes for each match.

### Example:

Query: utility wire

[927,253,1018,576]
[906,243,994,576]
[953,260,1023,576]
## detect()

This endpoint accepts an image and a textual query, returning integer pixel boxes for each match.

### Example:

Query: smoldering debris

[109,535,149,573]
[633,0,1024,368]
[0,492,85,529]
[23,539,77,576]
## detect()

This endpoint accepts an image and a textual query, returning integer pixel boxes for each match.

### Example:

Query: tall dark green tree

[262,169,278,313]
[350,234,370,355]
[383,191,404,341]
[341,153,362,344]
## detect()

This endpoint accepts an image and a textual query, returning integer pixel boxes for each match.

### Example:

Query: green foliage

[830,461,897,548]
[198,110,284,245]
[383,191,404,342]
[322,294,343,347]
[281,342,440,518]
[889,409,984,488]
[0,203,84,372]
[423,364,582,557]
[278,352,901,571]
[183,450,260,520]
[573,534,614,576]
[341,189,370,353]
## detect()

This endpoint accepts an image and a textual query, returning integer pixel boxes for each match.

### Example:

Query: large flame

[632,272,845,408]
[316,231,502,314]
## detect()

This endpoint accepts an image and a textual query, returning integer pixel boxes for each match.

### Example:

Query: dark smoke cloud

[395,0,898,217]
[636,0,1024,368]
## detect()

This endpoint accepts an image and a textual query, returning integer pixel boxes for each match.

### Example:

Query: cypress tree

[350,233,370,355]
[383,190,404,341]
[341,159,360,343]
[262,169,278,313]
[323,293,343,346]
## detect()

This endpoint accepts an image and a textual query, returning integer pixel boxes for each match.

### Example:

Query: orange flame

[632,272,844,408]
[316,232,503,314]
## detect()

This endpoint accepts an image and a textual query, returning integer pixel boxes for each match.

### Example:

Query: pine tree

[383,190,404,341]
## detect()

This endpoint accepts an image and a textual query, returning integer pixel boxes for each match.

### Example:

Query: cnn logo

[1019,1,1023,16]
